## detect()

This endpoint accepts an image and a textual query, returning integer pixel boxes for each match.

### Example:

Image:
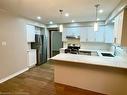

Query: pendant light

[59,9,64,32]
[94,4,100,32]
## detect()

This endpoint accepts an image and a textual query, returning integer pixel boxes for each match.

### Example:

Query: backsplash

[63,41,127,58]
[120,47,127,57]
[112,46,127,57]
[63,39,80,48]
[80,42,112,51]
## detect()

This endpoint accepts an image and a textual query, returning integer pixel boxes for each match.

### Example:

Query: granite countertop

[51,53,127,69]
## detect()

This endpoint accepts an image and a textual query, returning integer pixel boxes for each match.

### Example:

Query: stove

[65,46,80,54]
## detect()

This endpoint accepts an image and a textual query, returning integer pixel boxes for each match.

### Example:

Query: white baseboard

[0,68,29,83]
[28,64,36,68]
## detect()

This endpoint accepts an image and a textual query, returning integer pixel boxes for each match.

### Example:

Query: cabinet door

[87,27,96,42]
[105,25,114,43]
[71,27,80,37]
[64,27,80,37]
[28,50,36,67]
[116,12,123,45]
[113,11,124,45]
[80,27,88,42]
[62,27,80,41]
[26,25,35,42]
[62,28,67,41]
[96,26,105,42]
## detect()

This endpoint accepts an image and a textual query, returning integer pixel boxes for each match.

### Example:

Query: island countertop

[51,53,127,69]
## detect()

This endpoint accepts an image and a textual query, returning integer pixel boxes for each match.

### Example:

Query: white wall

[0,9,45,81]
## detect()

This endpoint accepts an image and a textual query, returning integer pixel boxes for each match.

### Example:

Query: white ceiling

[0,0,121,24]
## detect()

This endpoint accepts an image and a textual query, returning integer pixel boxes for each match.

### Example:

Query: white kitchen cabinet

[26,24,35,42]
[87,27,96,42]
[64,28,74,37]
[63,25,113,43]
[113,9,127,46]
[62,27,80,42]
[80,27,88,42]
[62,29,67,42]
[80,26,103,42]
[28,49,36,67]
[95,26,105,42]
[105,25,114,43]
[66,27,80,37]
[114,11,124,46]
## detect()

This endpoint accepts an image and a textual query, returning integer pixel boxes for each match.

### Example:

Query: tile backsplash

[113,46,127,57]
[80,42,112,51]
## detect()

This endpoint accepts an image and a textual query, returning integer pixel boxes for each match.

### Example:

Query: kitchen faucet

[113,45,117,56]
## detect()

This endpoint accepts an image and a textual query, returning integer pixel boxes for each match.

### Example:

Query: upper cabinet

[26,24,36,42]
[62,27,80,41]
[80,26,112,43]
[96,26,105,42]
[114,9,127,46]
[105,25,114,43]
[62,24,114,43]
[80,27,88,42]
[87,27,96,42]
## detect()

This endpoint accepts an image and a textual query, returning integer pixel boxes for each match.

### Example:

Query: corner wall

[0,10,45,81]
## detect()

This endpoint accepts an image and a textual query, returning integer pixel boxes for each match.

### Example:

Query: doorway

[49,29,62,58]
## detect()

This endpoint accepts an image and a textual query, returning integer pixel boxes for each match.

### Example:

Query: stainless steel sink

[101,53,114,57]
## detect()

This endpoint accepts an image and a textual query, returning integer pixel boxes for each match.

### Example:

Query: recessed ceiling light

[99,9,103,13]
[112,20,115,23]
[72,20,75,23]
[65,13,69,17]
[49,21,53,24]
[97,18,100,21]
[37,16,42,20]
[120,6,124,10]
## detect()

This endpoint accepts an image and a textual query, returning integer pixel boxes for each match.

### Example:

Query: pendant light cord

[95,4,100,22]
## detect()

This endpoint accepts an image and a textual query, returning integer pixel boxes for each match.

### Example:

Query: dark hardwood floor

[0,61,105,95]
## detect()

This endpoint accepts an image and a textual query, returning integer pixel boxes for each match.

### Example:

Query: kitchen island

[51,53,127,95]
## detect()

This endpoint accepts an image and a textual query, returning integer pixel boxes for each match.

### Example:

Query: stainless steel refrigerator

[31,34,47,65]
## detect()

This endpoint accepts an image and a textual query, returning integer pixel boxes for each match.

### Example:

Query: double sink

[79,51,114,57]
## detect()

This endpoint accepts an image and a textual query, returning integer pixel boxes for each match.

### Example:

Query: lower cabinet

[27,49,37,67]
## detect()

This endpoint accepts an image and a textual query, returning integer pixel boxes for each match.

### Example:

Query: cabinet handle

[86,38,88,42]
[114,38,117,43]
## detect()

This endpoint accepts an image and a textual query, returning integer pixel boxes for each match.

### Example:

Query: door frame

[48,29,59,58]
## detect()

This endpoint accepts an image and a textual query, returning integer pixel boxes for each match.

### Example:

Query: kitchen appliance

[31,34,47,65]
[65,46,80,54]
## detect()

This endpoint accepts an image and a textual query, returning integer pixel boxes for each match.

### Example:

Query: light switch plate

[2,41,7,46]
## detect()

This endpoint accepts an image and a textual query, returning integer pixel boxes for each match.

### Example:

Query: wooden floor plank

[0,62,105,95]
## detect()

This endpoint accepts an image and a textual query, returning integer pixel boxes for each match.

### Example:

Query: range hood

[66,36,80,39]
